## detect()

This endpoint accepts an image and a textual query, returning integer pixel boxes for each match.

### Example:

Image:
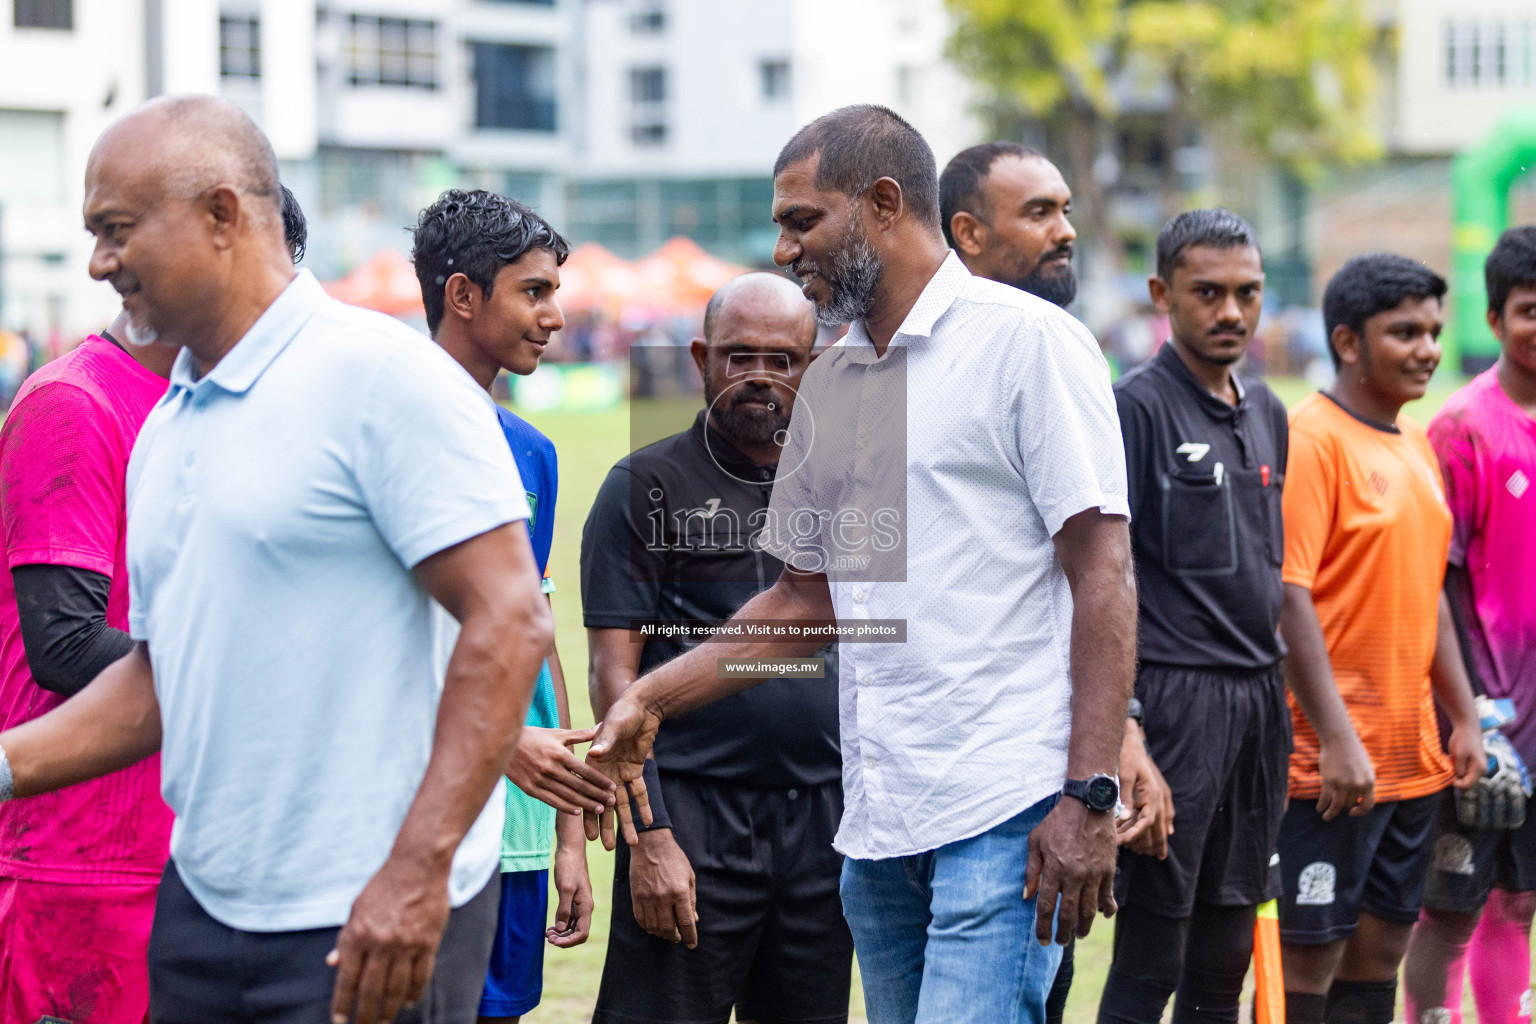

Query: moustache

[732,385,779,405]
[1038,244,1074,265]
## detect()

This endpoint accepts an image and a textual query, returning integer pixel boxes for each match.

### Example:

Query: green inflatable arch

[1449,106,1536,373]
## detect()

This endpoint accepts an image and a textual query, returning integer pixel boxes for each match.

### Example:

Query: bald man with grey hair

[0,95,557,1023]
[581,272,853,1024]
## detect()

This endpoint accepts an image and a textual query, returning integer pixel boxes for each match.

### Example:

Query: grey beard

[814,227,883,327]
[123,312,161,348]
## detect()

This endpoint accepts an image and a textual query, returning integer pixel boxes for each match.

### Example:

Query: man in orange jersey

[1276,253,1484,1024]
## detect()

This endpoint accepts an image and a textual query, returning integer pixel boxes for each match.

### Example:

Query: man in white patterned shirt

[584,105,1137,1024]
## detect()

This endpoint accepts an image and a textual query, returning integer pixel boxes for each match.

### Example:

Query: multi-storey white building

[0,0,147,342]
[0,0,982,339]
[570,0,979,258]
[1393,0,1536,154]
[1307,0,1536,306]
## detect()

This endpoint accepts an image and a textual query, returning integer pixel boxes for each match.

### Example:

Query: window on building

[631,0,665,34]
[760,60,789,101]
[473,43,557,131]
[0,110,66,207]
[630,67,667,145]
[1445,18,1536,87]
[220,16,261,80]
[1517,19,1529,85]
[346,14,438,89]
[14,0,71,29]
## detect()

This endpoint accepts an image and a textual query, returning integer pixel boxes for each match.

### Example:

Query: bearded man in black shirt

[581,272,850,1024]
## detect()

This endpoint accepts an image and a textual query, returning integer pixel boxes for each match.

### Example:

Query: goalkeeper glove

[1456,698,1532,831]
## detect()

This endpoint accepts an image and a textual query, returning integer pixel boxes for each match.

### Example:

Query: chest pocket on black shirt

[1160,470,1237,575]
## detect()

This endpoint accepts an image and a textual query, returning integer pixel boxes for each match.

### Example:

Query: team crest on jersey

[1510,470,1530,499]
[1295,862,1337,905]
[1433,834,1476,876]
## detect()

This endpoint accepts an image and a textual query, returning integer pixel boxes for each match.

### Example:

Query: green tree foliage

[946,0,1383,258]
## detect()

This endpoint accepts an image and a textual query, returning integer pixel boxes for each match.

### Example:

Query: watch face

[1086,775,1119,812]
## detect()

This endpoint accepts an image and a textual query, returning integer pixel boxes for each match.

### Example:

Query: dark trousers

[593,775,853,1024]
[147,860,498,1024]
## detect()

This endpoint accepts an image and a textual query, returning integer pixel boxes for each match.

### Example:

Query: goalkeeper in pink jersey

[1405,225,1536,1024]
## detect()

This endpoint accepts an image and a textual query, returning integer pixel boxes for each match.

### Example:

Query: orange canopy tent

[630,237,750,315]
[322,248,425,319]
[557,243,642,315]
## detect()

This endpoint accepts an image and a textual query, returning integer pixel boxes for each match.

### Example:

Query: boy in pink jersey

[1405,225,1536,1024]
[0,188,307,1024]
[0,327,175,1024]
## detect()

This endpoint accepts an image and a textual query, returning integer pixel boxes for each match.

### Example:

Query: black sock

[1285,992,1328,1024]
[1046,939,1074,1024]
[1324,979,1398,1024]
[1097,904,1192,1024]
[1171,903,1258,1024]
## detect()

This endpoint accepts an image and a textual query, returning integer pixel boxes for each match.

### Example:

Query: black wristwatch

[1126,697,1144,728]
[1063,774,1120,813]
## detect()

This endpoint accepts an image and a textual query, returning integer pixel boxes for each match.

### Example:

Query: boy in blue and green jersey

[412,189,617,1022]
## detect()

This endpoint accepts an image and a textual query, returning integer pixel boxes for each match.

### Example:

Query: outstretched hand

[506,725,615,815]
[584,693,662,849]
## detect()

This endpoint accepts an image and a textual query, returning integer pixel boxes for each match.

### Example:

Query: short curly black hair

[411,189,570,333]
[1322,253,1446,369]
[1155,208,1260,282]
[280,184,307,263]
[1486,225,1536,318]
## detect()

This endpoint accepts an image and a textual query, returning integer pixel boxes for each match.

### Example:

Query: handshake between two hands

[502,694,662,848]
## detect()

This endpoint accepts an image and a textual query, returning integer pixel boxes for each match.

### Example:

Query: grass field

[513,375,1466,1024]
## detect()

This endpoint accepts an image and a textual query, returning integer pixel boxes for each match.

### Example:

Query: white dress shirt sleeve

[1010,315,1131,536]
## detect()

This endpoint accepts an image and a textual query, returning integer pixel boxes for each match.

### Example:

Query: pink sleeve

[0,383,124,577]
[1428,412,1478,568]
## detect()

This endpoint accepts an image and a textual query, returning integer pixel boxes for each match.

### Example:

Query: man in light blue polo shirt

[0,97,571,1024]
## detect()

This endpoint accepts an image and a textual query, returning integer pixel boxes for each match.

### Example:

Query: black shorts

[147,859,498,1023]
[1277,793,1440,943]
[593,774,853,1024]
[1115,663,1291,918]
[1423,787,1536,913]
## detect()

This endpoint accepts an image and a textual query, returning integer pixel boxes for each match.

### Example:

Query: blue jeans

[840,796,1063,1024]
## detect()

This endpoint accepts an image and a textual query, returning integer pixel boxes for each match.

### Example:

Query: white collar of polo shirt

[837,251,971,365]
[167,269,327,397]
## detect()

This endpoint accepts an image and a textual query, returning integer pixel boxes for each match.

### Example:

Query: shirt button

[858,673,871,687]
[759,469,771,481]
[865,756,878,770]
[787,788,799,800]
[853,588,868,603]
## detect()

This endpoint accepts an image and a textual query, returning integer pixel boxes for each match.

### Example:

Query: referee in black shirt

[1096,210,1292,1024]
[582,273,849,1024]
